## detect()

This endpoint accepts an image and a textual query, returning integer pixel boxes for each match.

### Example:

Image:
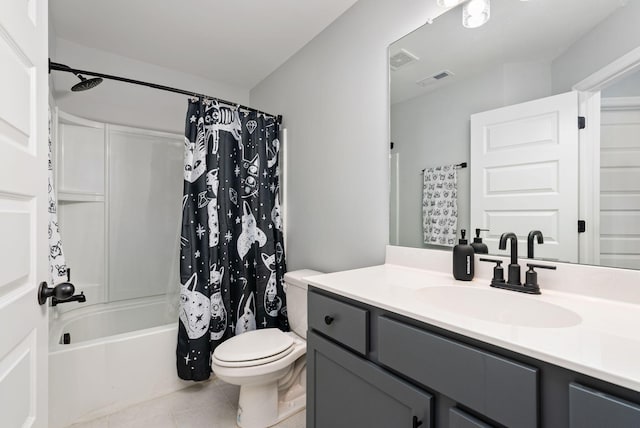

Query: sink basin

[415,286,581,328]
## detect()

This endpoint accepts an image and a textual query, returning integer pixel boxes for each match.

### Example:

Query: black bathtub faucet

[36,268,87,306]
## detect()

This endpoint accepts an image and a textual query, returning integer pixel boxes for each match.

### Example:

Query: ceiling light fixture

[462,0,491,28]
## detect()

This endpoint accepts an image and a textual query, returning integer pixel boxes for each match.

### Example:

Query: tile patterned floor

[67,378,306,428]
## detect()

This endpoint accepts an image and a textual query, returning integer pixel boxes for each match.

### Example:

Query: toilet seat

[214,346,295,368]
[213,329,295,368]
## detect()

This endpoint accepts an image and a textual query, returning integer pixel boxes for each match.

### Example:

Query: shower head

[71,74,103,92]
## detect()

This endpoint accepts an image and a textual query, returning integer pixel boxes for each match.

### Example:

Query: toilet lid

[214,328,294,363]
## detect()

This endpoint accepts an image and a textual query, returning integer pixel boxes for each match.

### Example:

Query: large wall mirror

[389,0,640,270]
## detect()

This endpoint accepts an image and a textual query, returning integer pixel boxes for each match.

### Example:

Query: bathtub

[48,297,190,428]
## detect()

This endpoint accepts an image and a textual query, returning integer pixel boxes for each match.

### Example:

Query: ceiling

[50,0,358,89]
[390,0,626,104]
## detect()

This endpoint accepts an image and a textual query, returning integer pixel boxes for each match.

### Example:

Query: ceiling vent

[416,70,454,87]
[390,49,419,70]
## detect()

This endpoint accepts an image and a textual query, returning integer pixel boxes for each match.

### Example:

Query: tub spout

[52,291,86,306]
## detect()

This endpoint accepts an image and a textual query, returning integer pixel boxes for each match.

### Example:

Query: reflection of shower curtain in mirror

[422,164,458,246]
[177,99,288,381]
[48,108,68,285]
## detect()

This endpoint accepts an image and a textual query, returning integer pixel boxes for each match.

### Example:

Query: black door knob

[324,315,334,325]
[37,281,75,305]
[413,416,423,428]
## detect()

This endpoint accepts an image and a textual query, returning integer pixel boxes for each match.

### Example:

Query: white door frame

[572,46,640,265]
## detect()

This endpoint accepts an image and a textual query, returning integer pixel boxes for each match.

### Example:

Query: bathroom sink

[415,286,581,328]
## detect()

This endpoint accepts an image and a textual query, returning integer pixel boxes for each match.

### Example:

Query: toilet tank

[284,269,323,339]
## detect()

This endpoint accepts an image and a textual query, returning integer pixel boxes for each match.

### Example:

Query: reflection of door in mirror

[470,92,579,263]
[600,71,640,269]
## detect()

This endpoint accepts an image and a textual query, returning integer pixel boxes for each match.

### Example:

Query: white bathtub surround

[305,245,640,392]
[67,379,306,428]
[52,111,183,313]
[49,298,186,428]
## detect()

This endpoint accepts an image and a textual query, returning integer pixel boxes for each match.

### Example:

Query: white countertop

[305,258,640,392]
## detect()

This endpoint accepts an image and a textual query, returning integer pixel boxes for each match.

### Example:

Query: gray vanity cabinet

[307,287,640,428]
[308,331,433,428]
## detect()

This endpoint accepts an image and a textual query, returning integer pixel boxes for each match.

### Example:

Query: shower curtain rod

[49,60,283,124]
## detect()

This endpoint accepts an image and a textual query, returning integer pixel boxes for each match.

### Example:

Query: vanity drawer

[569,383,640,427]
[378,316,538,428]
[308,291,369,355]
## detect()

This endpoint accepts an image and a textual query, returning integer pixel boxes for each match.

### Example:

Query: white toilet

[211,269,322,428]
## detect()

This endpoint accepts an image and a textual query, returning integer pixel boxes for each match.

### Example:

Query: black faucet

[527,230,544,259]
[499,232,521,286]
[479,232,555,294]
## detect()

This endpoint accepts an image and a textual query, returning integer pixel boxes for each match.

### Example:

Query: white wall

[52,38,249,134]
[250,0,444,272]
[551,1,640,93]
[390,62,551,249]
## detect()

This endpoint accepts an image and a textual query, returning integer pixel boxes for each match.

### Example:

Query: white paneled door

[470,91,579,262]
[0,0,49,426]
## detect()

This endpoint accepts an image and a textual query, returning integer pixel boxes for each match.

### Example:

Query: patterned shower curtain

[48,108,68,285]
[177,99,288,381]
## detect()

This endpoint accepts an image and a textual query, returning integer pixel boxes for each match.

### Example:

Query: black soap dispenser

[453,229,474,281]
[471,228,489,254]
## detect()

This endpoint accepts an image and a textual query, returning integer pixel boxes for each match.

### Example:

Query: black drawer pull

[412,416,423,428]
[324,315,334,325]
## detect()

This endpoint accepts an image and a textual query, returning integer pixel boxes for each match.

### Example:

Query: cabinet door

[308,331,432,428]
